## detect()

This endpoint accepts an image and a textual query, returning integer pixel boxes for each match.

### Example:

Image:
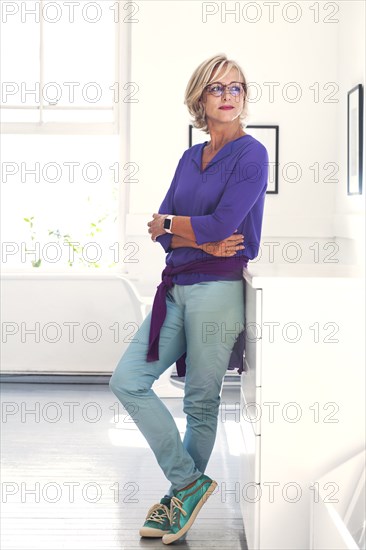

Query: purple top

[156,134,269,284]
[151,134,269,376]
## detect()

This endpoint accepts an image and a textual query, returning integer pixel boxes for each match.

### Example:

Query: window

[1,0,132,272]
[1,0,118,131]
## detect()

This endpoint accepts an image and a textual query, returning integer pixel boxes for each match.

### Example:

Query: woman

[109,53,269,545]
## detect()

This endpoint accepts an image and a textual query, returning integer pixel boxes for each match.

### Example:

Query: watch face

[163,218,171,229]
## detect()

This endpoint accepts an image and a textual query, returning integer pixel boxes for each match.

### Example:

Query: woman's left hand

[147,213,168,241]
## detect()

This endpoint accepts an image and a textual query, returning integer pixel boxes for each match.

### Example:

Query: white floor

[1,382,248,549]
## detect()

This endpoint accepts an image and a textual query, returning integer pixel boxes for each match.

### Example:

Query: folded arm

[170,234,200,249]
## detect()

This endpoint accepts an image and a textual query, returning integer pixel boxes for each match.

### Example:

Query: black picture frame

[188,123,279,194]
[347,84,364,195]
[246,125,279,194]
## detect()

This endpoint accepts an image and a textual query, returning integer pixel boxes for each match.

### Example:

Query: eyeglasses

[204,81,245,97]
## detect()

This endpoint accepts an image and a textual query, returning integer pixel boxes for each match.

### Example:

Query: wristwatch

[163,215,175,234]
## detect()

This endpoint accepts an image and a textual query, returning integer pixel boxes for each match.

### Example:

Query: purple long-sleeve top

[150,134,269,376]
[156,134,269,280]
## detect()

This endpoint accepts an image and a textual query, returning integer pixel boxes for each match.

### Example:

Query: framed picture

[347,84,364,195]
[246,125,278,194]
[188,123,279,194]
[189,124,209,147]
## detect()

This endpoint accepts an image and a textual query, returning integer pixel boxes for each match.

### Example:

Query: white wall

[334,0,365,265]
[123,1,364,296]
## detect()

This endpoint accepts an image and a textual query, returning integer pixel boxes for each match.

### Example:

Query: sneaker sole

[161,480,217,545]
[139,526,171,537]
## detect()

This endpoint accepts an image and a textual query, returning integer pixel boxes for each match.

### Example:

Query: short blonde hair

[184,54,249,134]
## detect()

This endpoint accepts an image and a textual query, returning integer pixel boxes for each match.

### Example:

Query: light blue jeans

[109,279,245,497]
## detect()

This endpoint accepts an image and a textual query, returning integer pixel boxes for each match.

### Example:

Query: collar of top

[190,135,250,171]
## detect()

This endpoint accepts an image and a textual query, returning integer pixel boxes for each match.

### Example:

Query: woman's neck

[206,126,245,152]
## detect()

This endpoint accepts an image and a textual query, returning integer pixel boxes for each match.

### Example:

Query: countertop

[243,262,365,288]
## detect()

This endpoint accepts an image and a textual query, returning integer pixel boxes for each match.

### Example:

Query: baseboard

[0,372,241,385]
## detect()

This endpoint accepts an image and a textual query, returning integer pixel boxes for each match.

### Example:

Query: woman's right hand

[200,231,245,257]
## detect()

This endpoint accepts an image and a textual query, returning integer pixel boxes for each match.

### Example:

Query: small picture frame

[188,123,279,194]
[347,84,364,195]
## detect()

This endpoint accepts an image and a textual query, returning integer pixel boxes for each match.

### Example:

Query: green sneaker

[162,474,217,545]
[139,496,172,537]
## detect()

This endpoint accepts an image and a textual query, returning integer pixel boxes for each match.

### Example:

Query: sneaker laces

[169,496,187,525]
[145,503,170,524]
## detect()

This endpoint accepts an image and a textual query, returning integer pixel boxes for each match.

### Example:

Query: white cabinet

[239,263,365,550]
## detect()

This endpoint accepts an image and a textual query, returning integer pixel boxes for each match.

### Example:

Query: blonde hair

[184,54,249,134]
